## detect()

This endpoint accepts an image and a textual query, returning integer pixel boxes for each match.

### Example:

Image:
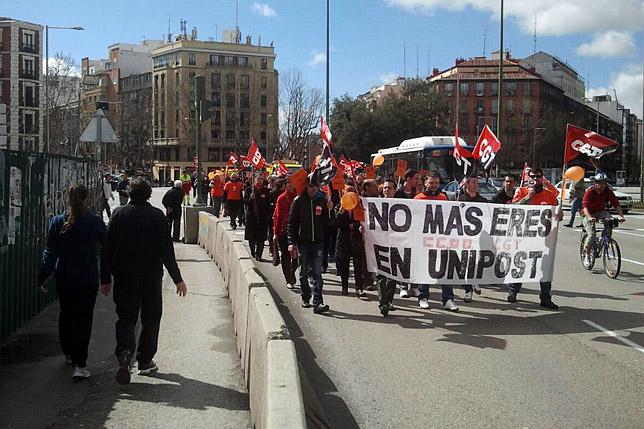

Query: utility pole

[194,75,205,206]
[497,0,504,141]
[325,0,330,122]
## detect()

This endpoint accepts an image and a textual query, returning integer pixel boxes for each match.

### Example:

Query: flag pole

[559,124,570,211]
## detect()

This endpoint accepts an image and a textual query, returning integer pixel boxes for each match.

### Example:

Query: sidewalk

[0,244,250,429]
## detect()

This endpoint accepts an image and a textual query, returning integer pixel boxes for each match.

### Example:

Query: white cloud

[576,31,637,58]
[588,64,644,117]
[384,0,644,36]
[252,2,277,17]
[307,50,326,67]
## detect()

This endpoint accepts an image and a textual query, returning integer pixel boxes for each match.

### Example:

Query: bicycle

[579,218,621,279]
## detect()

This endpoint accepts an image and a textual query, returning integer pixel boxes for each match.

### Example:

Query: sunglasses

[529,174,543,179]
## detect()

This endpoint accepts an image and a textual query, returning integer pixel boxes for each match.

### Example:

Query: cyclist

[581,173,625,253]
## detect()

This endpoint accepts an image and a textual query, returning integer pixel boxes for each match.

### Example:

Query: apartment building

[519,51,585,101]
[150,32,278,183]
[0,17,43,152]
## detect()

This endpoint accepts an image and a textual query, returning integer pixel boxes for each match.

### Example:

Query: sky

[6,0,644,116]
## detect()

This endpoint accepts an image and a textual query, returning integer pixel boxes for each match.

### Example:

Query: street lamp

[532,127,545,166]
[45,25,84,154]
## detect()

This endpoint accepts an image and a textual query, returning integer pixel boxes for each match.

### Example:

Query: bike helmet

[593,172,608,182]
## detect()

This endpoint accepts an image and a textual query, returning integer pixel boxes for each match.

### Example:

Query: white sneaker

[286,283,294,289]
[419,298,430,309]
[442,299,459,312]
[72,366,91,381]
[473,284,481,295]
[464,291,473,302]
[399,289,409,298]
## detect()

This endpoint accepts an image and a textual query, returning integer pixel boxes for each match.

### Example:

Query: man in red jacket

[581,172,625,252]
[273,181,298,288]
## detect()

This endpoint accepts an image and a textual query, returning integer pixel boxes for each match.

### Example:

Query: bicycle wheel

[603,238,621,279]
[580,234,595,270]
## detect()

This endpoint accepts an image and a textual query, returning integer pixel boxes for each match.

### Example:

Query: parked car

[443,178,499,201]
[554,179,632,214]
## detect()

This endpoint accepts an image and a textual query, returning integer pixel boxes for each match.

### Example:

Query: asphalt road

[245,209,644,429]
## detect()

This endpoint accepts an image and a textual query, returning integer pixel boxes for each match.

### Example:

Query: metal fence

[0,150,99,341]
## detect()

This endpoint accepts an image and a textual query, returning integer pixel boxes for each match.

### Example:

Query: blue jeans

[419,284,455,304]
[567,197,582,226]
[508,282,552,301]
[299,241,325,305]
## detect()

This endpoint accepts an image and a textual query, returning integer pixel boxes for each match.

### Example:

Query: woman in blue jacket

[38,184,106,381]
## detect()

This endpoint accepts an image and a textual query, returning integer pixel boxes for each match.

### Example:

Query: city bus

[371,136,474,184]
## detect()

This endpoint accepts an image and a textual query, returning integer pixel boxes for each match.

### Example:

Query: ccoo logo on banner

[360,198,560,285]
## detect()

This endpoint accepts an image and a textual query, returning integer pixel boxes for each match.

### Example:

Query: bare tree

[279,69,323,160]
[47,52,81,154]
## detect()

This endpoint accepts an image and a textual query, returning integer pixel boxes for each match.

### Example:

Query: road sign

[79,109,117,143]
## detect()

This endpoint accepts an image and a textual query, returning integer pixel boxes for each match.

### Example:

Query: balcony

[20,71,38,80]
[21,44,37,54]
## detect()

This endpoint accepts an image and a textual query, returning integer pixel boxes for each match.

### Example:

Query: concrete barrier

[199,215,306,429]
[184,206,216,244]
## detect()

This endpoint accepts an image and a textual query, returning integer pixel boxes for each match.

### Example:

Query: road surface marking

[622,257,644,267]
[582,320,644,354]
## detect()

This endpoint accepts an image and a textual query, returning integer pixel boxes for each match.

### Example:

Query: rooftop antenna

[166,15,172,43]
[533,14,537,55]
[180,19,187,38]
[403,40,406,78]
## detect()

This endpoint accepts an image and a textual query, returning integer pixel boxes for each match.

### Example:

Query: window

[261,76,267,89]
[226,130,236,140]
[506,82,516,95]
[188,53,196,65]
[23,110,35,134]
[226,74,235,90]
[24,84,35,107]
[175,148,180,161]
[174,53,180,66]
[260,131,267,141]
[239,56,249,66]
[225,93,235,108]
[240,111,249,127]
[522,98,531,113]
[211,129,220,139]
[208,148,218,161]
[261,113,267,125]
[240,93,250,109]
[209,54,219,65]
[491,82,498,95]
[445,83,454,96]
[507,117,515,129]
[506,99,514,113]
[212,110,221,125]
[240,75,249,90]
[260,95,267,107]
[23,32,34,48]
[224,56,234,65]
[460,83,469,95]
[240,129,249,139]
[261,58,268,70]
[211,73,221,89]
[491,101,498,114]
[212,92,221,107]
[476,100,484,113]
[225,111,236,126]
[522,114,530,128]
[476,83,484,96]
[524,81,532,95]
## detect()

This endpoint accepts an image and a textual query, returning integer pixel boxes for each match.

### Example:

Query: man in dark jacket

[492,175,515,204]
[115,173,130,206]
[100,179,187,385]
[287,176,333,314]
[162,180,184,242]
[244,175,271,261]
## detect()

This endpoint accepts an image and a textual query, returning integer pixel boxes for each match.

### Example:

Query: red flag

[519,162,530,187]
[247,138,266,169]
[565,124,618,164]
[240,155,252,169]
[453,124,473,175]
[472,125,501,170]
[277,159,289,176]
[320,116,332,146]
[226,152,239,166]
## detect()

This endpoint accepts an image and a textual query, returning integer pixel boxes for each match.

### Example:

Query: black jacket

[162,187,184,218]
[335,209,364,261]
[288,192,329,245]
[100,201,183,284]
[244,185,271,241]
[492,189,513,204]
[457,191,488,203]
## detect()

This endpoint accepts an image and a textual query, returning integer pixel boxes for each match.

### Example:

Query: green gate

[0,150,99,341]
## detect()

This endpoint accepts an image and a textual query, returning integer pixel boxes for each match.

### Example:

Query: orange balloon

[208,172,216,180]
[340,192,359,211]
[373,154,384,167]
[564,166,584,181]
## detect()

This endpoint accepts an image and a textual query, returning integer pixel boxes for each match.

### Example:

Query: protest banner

[361,197,559,285]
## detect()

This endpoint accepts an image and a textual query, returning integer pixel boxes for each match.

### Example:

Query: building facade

[150,33,278,184]
[519,51,585,101]
[0,17,43,152]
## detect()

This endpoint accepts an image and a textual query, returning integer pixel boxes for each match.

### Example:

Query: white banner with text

[361,198,560,285]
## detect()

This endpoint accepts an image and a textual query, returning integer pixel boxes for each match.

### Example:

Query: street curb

[197,211,306,429]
